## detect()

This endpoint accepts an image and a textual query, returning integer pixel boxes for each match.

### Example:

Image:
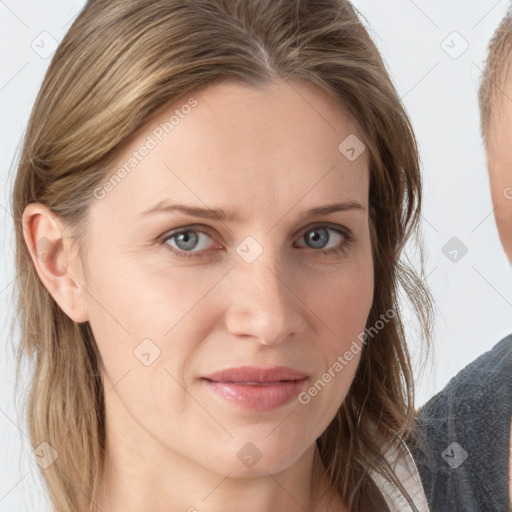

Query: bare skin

[23,78,374,512]
[486,71,512,264]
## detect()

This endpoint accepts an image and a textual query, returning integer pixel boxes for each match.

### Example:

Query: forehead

[94,78,369,222]
[488,72,512,146]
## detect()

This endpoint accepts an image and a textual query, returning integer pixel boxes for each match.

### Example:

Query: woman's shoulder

[369,436,431,512]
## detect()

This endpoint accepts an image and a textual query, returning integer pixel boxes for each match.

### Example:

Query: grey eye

[302,227,343,250]
[165,230,212,252]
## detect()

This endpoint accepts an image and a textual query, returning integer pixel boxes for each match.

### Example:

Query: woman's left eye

[160,224,354,259]
[295,225,354,256]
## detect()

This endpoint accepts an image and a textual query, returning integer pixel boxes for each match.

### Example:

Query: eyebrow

[140,200,366,222]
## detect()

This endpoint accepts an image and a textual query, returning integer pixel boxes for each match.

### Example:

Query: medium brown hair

[478,4,512,144]
[10,1,433,510]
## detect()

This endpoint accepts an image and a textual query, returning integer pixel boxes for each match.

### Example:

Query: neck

[94,430,346,512]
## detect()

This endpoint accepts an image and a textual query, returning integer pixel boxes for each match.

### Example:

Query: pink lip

[202,366,308,411]
[203,365,307,383]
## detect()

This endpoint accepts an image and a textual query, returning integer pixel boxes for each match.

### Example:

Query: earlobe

[22,203,89,323]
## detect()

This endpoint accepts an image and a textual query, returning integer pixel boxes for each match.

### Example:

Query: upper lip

[203,366,307,383]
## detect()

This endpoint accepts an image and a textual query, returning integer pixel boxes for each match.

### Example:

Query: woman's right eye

[161,228,218,259]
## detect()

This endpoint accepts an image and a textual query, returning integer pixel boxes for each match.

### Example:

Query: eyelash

[159,224,355,260]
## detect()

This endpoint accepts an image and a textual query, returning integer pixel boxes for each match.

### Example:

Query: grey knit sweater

[411,335,512,511]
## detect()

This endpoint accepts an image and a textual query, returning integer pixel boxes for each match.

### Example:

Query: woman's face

[79,78,374,477]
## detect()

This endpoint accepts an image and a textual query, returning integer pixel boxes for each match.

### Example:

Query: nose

[224,251,309,345]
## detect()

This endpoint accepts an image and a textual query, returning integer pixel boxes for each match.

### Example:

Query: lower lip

[202,378,308,411]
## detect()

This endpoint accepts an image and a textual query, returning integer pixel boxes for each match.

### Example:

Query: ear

[22,203,89,323]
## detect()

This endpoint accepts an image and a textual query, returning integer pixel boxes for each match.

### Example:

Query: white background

[1,1,511,510]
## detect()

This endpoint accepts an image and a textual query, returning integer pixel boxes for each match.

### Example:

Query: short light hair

[479,4,512,145]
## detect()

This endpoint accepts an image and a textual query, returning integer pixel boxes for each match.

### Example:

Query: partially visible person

[412,6,512,511]
[480,4,512,264]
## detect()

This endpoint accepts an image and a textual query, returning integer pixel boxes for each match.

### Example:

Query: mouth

[210,380,301,385]
[201,375,309,411]
[202,377,308,386]
[203,365,308,384]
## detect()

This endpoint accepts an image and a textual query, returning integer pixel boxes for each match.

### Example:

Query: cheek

[305,259,374,415]
[310,254,374,341]
[300,255,373,392]
[82,252,225,380]
[85,248,216,330]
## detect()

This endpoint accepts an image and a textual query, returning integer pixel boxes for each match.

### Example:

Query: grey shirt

[411,335,512,511]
